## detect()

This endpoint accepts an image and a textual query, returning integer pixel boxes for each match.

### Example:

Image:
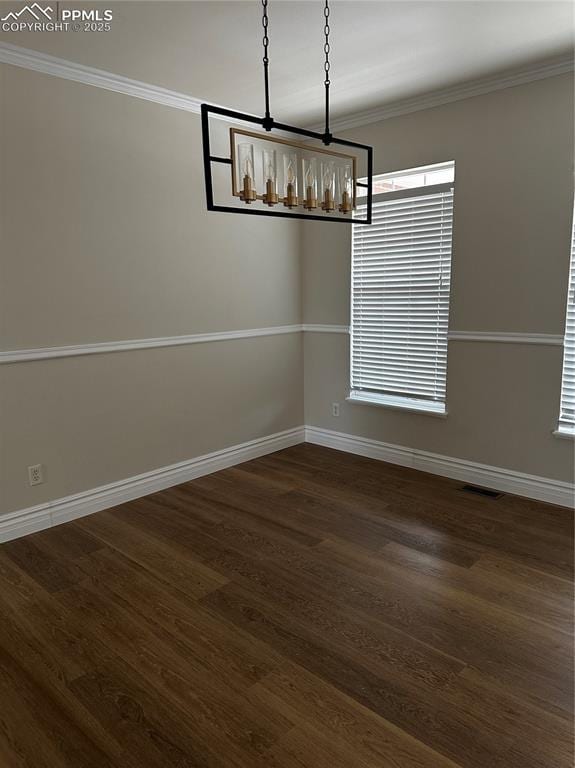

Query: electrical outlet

[332,402,340,417]
[28,464,44,486]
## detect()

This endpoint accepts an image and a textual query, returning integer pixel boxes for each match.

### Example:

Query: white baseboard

[305,426,574,508]
[0,426,304,544]
[0,504,54,543]
[2,423,572,543]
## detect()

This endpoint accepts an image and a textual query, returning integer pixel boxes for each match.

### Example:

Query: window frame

[555,202,575,438]
[349,163,455,417]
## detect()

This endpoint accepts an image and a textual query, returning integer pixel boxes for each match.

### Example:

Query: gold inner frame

[230,127,358,208]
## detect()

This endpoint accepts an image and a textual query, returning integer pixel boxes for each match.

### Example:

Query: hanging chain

[261,0,272,128]
[323,0,332,143]
[324,0,330,92]
[262,0,269,80]
[261,0,332,136]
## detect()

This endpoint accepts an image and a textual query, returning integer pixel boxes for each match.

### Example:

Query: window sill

[347,391,447,418]
[553,428,575,440]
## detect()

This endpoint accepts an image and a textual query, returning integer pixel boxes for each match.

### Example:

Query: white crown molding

[1,42,572,132]
[0,41,214,115]
[305,426,574,508]
[0,426,305,543]
[310,57,574,133]
[0,326,563,363]
[0,325,304,364]
[448,331,563,346]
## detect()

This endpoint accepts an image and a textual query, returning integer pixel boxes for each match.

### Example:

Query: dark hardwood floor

[0,443,572,767]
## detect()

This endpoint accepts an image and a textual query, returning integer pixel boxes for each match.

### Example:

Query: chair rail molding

[0,326,564,364]
[302,324,350,334]
[304,328,564,344]
[0,325,304,364]
[448,331,564,345]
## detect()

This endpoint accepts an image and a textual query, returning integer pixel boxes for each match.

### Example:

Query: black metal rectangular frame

[201,103,373,224]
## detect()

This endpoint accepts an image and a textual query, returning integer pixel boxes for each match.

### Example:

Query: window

[557,205,575,436]
[350,161,455,415]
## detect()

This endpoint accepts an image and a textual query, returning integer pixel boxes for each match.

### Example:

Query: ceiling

[1,1,573,124]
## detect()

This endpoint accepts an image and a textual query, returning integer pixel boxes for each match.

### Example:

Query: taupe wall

[1,62,573,518]
[303,73,574,482]
[0,63,303,514]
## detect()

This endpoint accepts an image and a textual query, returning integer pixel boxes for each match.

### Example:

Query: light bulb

[302,157,318,210]
[283,152,299,208]
[262,149,277,184]
[262,148,278,206]
[238,143,256,203]
[321,161,336,212]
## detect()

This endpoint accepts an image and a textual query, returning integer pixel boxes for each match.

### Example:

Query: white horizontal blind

[351,185,454,412]
[558,207,575,434]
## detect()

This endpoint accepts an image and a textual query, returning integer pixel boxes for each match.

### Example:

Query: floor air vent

[461,484,504,499]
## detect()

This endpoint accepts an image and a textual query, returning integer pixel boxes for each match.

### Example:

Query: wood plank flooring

[0,443,572,767]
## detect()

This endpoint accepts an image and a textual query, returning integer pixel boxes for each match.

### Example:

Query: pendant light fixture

[201,0,373,224]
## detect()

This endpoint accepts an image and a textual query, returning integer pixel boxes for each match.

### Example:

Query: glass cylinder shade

[302,157,318,210]
[238,142,256,203]
[283,152,299,208]
[338,162,353,214]
[262,148,278,206]
[321,160,336,212]
[225,125,366,219]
